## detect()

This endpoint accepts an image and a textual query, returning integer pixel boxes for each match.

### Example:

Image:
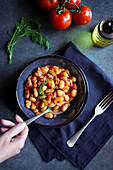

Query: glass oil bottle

[92,17,113,47]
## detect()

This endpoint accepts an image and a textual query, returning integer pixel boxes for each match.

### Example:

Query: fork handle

[67,114,96,147]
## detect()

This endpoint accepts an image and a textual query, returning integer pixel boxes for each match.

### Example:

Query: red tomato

[60,0,81,9]
[37,0,59,11]
[50,8,72,30]
[72,5,92,25]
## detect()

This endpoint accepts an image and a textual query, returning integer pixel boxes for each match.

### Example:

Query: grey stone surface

[0,0,113,169]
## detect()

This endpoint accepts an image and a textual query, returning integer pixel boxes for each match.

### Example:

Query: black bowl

[16,55,88,128]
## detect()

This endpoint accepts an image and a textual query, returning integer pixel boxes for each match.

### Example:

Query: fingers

[12,126,28,153]
[5,122,26,140]
[0,127,8,133]
[15,114,24,123]
[10,130,28,155]
[10,124,28,152]
[14,114,28,140]
[1,115,28,140]
[0,115,29,159]
[0,119,15,134]
[12,125,28,143]
[0,119,15,127]
[1,114,24,127]
[15,114,29,139]
[18,125,28,139]
[0,115,24,131]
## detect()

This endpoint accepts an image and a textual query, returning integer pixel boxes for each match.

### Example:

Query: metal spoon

[25,107,63,125]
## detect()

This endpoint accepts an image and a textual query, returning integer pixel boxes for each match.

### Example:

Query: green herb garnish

[47,86,57,95]
[7,17,50,63]
[38,96,47,100]
[38,78,50,95]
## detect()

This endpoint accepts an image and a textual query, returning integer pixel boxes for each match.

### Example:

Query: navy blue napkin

[7,42,113,169]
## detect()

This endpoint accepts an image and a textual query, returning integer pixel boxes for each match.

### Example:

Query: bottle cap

[99,17,113,39]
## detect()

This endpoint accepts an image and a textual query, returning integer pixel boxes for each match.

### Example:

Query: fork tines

[99,92,113,110]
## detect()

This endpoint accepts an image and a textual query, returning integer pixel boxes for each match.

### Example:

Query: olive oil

[92,18,113,47]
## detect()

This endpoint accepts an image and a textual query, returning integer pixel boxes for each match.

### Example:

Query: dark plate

[16,55,88,128]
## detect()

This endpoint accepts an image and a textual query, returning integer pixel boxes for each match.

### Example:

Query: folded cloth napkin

[7,42,113,169]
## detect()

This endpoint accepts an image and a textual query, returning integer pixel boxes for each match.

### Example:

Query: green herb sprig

[38,78,50,96]
[7,17,50,63]
[38,81,57,100]
[38,96,47,100]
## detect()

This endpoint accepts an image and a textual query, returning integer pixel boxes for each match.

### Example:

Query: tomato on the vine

[72,5,92,25]
[60,0,81,9]
[50,8,72,30]
[36,0,59,11]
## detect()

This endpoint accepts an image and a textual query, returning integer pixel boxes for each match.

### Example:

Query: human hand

[0,115,28,163]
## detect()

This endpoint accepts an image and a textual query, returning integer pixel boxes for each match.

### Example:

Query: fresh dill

[7,17,50,63]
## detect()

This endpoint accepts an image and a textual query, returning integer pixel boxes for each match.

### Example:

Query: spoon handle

[25,112,45,126]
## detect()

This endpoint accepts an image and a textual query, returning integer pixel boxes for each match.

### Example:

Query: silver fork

[67,92,113,148]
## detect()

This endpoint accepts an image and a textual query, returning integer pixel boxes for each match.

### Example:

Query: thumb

[6,122,26,139]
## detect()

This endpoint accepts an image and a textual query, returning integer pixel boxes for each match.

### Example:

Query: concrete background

[0,0,113,169]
